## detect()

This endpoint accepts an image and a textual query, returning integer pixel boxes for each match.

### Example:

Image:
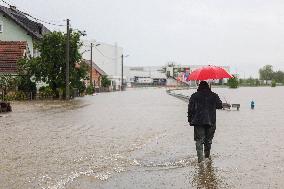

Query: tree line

[227,65,284,88]
[259,65,284,83]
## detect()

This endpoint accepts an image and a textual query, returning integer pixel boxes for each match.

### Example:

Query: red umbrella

[187,65,233,81]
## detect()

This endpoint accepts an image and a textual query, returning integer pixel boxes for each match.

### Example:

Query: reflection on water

[192,160,220,189]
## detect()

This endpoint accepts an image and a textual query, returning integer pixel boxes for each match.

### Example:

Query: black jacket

[188,89,223,126]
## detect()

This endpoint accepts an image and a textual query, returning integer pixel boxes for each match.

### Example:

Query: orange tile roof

[0,41,28,73]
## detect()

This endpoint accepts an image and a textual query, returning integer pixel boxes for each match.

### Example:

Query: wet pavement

[1,87,284,189]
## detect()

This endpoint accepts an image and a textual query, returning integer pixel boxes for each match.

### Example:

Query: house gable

[0,5,50,56]
[0,11,34,55]
[0,5,49,39]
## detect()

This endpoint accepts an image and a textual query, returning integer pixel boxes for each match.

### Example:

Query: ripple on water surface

[1,88,284,188]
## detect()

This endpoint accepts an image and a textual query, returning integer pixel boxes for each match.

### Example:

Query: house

[81,41,123,90]
[0,41,29,74]
[82,60,107,89]
[0,5,49,57]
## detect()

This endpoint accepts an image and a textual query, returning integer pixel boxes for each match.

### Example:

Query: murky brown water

[1,87,284,189]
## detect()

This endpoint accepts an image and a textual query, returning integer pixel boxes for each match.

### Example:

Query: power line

[23,12,66,27]
[3,0,12,5]
[0,0,12,7]
[0,0,66,27]
[95,46,116,60]
[1,2,85,32]
[82,44,116,60]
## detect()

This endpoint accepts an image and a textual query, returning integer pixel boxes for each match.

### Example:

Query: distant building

[0,5,49,57]
[0,41,29,74]
[124,66,167,86]
[81,41,123,90]
[83,60,107,88]
[166,64,230,84]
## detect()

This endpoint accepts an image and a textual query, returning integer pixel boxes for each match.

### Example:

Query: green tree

[17,76,37,95]
[71,62,89,94]
[86,84,94,95]
[18,31,87,99]
[101,75,111,88]
[227,76,239,88]
[17,57,42,81]
[259,65,274,82]
[271,80,276,87]
[272,70,284,83]
[17,58,38,95]
[36,32,82,95]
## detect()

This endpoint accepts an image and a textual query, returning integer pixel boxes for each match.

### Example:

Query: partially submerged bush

[101,76,111,88]
[4,91,27,101]
[39,86,55,99]
[86,85,95,95]
[227,77,239,88]
[271,80,276,87]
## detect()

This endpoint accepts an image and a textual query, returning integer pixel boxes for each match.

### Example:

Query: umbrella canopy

[187,65,233,81]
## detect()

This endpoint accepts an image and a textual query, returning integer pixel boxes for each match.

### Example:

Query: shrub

[101,76,111,88]
[271,80,276,87]
[17,76,37,95]
[4,91,27,101]
[227,77,239,88]
[56,88,64,99]
[86,85,95,95]
[39,86,55,99]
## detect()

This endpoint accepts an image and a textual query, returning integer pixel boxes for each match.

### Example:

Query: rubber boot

[204,143,211,158]
[196,141,204,163]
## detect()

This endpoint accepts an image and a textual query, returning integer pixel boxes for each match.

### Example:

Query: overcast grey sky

[2,0,284,77]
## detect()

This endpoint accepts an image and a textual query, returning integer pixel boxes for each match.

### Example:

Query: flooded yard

[1,87,284,189]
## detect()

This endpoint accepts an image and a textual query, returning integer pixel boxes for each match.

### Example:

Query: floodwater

[0,87,284,189]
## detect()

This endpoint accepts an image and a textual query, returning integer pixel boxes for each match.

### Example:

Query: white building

[81,41,123,90]
[124,66,166,83]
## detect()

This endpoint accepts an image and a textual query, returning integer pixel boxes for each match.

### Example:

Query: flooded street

[1,87,284,189]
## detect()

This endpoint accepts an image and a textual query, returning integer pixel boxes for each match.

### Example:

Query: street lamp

[90,43,101,86]
[121,54,129,91]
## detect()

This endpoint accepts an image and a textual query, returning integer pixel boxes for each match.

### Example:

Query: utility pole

[90,43,93,86]
[66,19,70,100]
[121,54,124,91]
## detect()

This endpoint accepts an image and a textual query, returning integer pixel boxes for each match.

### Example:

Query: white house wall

[81,41,123,85]
[0,12,34,56]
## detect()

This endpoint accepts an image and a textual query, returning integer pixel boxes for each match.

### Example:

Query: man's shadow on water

[191,159,221,189]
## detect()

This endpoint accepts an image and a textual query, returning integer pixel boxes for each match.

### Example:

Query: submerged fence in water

[166,88,190,102]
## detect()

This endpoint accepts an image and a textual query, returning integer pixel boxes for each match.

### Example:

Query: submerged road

[0,87,284,189]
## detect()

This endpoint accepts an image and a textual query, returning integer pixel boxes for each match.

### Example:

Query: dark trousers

[194,124,216,152]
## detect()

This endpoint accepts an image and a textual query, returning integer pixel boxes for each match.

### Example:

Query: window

[0,21,3,33]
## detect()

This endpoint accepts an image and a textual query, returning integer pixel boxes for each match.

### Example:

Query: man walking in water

[188,81,223,163]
